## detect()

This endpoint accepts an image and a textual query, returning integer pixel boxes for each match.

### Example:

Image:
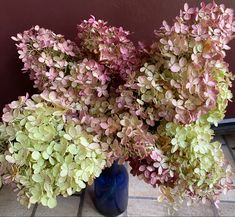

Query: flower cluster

[1,2,234,212]
[1,18,142,209]
[12,26,80,91]
[129,149,174,187]
[0,94,106,208]
[163,121,234,206]
[115,2,235,210]
[119,2,234,126]
[12,20,141,168]
[151,1,235,124]
[77,16,140,79]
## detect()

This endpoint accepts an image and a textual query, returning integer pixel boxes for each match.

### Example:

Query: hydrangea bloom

[118,2,234,125]
[12,26,80,91]
[129,149,174,187]
[163,121,234,205]
[12,21,141,168]
[155,2,235,124]
[128,119,234,210]
[0,94,106,208]
[116,2,235,210]
[2,2,234,211]
[77,16,140,80]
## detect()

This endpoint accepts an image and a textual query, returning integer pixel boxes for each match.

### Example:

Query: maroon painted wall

[1,0,235,117]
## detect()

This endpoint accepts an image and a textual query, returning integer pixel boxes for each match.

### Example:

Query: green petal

[32,174,43,183]
[47,197,57,208]
[77,180,86,189]
[5,155,15,163]
[64,134,72,140]
[68,144,78,155]
[32,151,41,160]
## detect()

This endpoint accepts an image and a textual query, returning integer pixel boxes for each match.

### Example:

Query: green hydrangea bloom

[0,94,106,208]
[198,66,233,127]
[158,120,231,204]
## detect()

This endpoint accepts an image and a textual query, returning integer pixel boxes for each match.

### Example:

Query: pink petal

[158,166,163,175]
[100,122,108,129]
[174,22,180,33]
[144,170,150,178]
[188,8,194,14]
[139,165,146,172]
[38,57,45,63]
[2,112,13,122]
[171,63,180,72]
[147,166,154,172]
[120,47,128,55]
[150,177,157,185]
[184,3,189,11]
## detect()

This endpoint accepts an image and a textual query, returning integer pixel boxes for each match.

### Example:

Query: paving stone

[127,198,168,216]
[220,178,235,202]
[222,144,235,165]
[128,165,159,198]
[173,201,214,217]
[220,146,235,202]
[224,134,235,162]
[35,195,80,217]
[0,185,33,217]
[218,201,235,216]
[81,190,104,217]
[127,198,214,217]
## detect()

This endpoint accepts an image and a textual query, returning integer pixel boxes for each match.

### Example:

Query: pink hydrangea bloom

[12,26,80,90]
[77,16,140,80]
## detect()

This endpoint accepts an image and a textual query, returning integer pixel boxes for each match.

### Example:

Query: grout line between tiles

[222,135,235,161]
[129,195,158,200]
[220,200,235,204]
[211,201,219,217]
[72,193,82,197]
[30,203,38,217]
[77,189,85,217]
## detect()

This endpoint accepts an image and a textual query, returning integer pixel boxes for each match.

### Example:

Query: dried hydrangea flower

[12,26,80,91]
[151,1,235,124]
[9,4,235,211]
[0,94,106,208]
[162,121,235,206]
[77,16,140,80]
[129,149,174,187]
[128,120,234,209]
[119,2,235,210]
[118,1,234,126]
[12,23,141,167]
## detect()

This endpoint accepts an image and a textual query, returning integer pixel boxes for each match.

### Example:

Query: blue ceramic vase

[93,161,129,217]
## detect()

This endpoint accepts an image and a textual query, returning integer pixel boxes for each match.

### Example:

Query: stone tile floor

[0,134,235,217]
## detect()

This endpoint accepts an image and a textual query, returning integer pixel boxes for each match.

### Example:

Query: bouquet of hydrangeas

[0,16,141,208]
[0,1,234,211]
[122,2,235,209]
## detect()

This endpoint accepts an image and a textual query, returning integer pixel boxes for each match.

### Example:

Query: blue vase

[93,161,129,217]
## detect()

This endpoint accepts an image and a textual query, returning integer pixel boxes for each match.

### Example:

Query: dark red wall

[1,0,235,117]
